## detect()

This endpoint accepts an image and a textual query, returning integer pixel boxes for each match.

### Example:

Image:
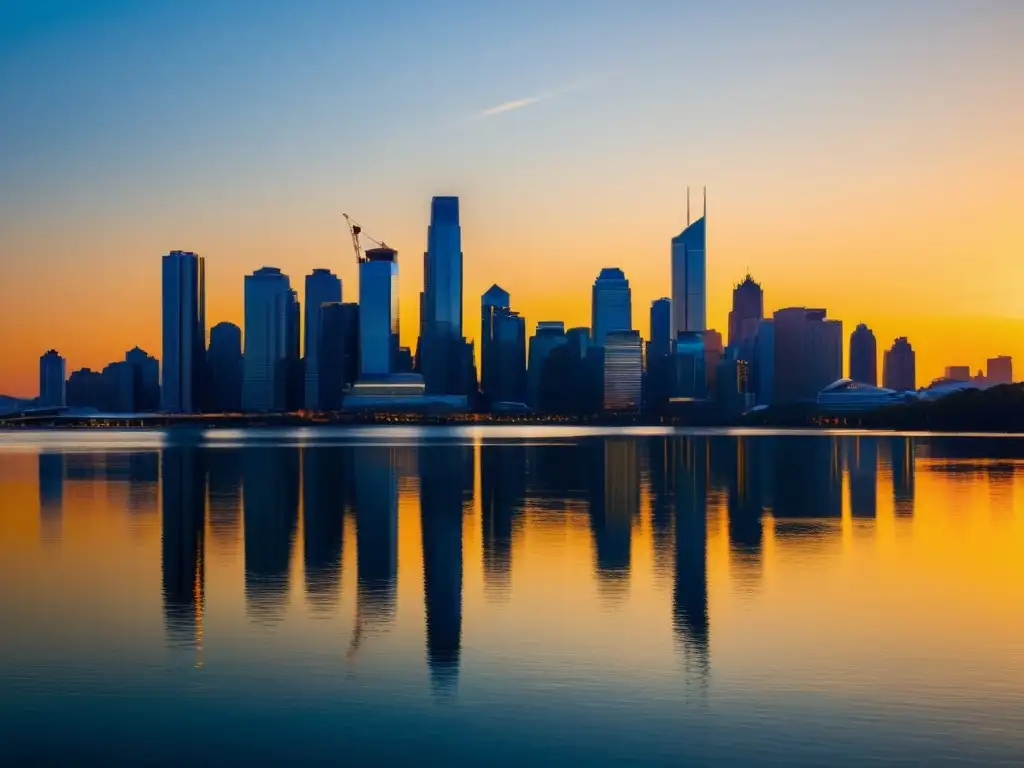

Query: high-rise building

[849,323,878,386]
[703,329,724,395]
[359,248,399,377]
[421,196,463,394]
[754,319,774,406]
[944,365,970,382]
[38,350,66,408]
[591,268,632,345]
[672,332,706,400]
[124,347,161,412]
[646,299,673,410]
[603,330,643,411]
[987,355,1013,385]
[883,338,917,392]
[773,308,842,404]
[649,298,672,359]
[242,267,293,412]
[67,368,105,409]
[207,322,243,412]
[161,250,206,413]
[481,285,526,406]
[727,274,762,351]
[671,192,707,337]
[320,302,360,409]
[284,289,302,411]
[528,321,567,408]
[303,269,342,410]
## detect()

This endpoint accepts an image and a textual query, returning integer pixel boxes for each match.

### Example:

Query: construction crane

[343,213,389,263]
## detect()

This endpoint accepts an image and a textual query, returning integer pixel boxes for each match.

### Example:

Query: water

[1,427,1023,766]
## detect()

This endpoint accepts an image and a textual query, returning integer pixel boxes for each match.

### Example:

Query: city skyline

[2,2,1023,396]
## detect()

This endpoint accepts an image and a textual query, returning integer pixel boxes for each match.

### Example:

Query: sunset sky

[1,0,1022,397]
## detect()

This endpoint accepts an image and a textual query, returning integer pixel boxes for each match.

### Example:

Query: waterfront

[1,427,1023,765]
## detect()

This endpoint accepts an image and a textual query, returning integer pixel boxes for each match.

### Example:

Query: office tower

[704,329,724,394]
[303,269,342,410]
[591,268,632,345]
[359,248,399,377]
[671,190,707,337]
[603,330,643,411]
[207,322,243,412]
[715,351,752,418]
[566,327,591,359]
[883,337,917,392]
[101,359,135,412]
[727,274,763,351]
[849,323,878,386]
[481,285,527,406]
[320,302,360,409]
[772,308,842,404]
[66,368,105,409]
[649,298,672,359]
[161,250,206,413]
[944,365,970,382]
[421,196,463,394]
[124,347,161,411]
[527,321,567,408]
[672,332,706,399]
[38,350,66,408]
[284,289,302,411]
[645,300,672,410]
[754,319,774,405]
[242,267,293,412]
[987,355,1013,385]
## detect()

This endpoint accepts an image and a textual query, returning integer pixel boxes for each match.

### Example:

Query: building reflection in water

[847,437,879,519]
[302,447,345,610]
[37,452,64,543]
[419,442,472,697]
[349,446,399,659]
[126,452,160,515]
[161,447,206,660]
[647,438,676,584]
[672,438,710,674]
[243,447,299,623]
[727,438,764,564]
[889,437,916,517]
[480,443,525,599]
[587,439,638,600]
[206,448,243,546]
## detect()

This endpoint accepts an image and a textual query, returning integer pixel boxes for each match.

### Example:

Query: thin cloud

[472,79,594,121]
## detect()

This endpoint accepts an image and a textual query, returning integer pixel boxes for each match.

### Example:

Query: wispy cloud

[472,79,594,121]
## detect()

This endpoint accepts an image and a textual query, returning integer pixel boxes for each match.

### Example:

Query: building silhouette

[591,268,632,346]
[703,328,724,394]
[672,332,706,400]
[480,285,527,406]
[728,274,763,352]
[883,337,916,392]
[207,322,243,412]
[66,368,105,409]
[646,299,673,409]
[421,196,464,395]
[359,248,400,377]
[161,250,206,413]
[753,319,775,405]
[987,355,1013,385]
[527,321,566,409]
[849,323,878,386]
[124,347,160,412]
[243,267,294,411]
[944,365,971,382]
[320,302,360,409]
[38,350,66,408]
[603,330,643,411]
[773,308,842,404]
[671,193,707,338]
[303,269,342,410]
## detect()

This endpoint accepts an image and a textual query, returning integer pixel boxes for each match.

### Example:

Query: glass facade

[161,250,206,413]
[672,332,706,400]
[591,268,632,346]
[303,269,342,410]
[242,267,292,412]
[670,217,706,337]
[359,249,399,377]
[603,330,643,411]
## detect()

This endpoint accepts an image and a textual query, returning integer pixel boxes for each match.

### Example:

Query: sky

[1,0,1023,397]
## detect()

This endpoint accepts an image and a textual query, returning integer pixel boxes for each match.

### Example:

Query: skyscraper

[359,247,399,377]
[603,330,643,411]
[987,355,1013,385]
[646,298,673,410]
[671,191,707,337]
[161,250,206,413]
[754,319,774,406]
[649,298,672,359]
[38,350,66,408]
[124,347,161,412]
[242,267,293,411]
[727,274,763,350]
[320,302,360,409]
[481,285,526,406]
[421,196,463,394]
[849,323,878,385]
[527,321,567,408]
[304,269,342,410]
[773,308,843,404]
[207,321,243,412]
[883,337,916,392]
[591,268,632,345]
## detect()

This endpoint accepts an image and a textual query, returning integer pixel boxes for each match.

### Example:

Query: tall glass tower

[591,268,632,345]
[359,248,400,377]
[849,323,878,386]
[161,250,206,413]
[671,194,707,338]
[422,196,463,393]
[242,267,292,412]
[303,269,342,409]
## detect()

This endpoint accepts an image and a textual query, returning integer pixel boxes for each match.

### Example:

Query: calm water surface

[1,427,1023,766]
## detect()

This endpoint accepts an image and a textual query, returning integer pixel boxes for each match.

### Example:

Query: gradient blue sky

[1,0,1023,395]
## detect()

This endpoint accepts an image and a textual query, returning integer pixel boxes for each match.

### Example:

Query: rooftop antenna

[686,186,691,226]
